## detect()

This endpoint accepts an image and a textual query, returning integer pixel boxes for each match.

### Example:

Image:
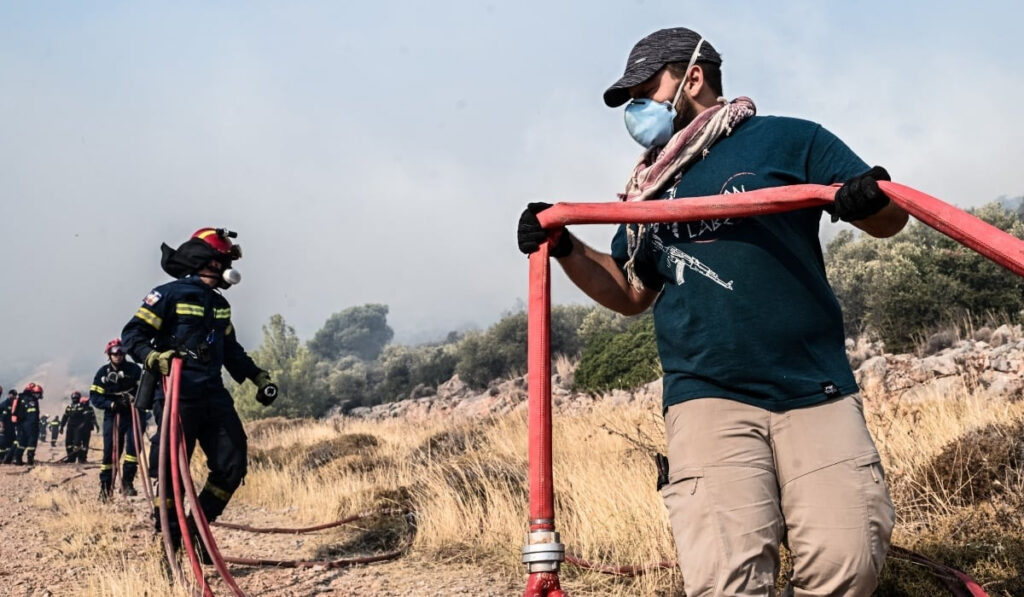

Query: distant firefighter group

[0,383,99,465]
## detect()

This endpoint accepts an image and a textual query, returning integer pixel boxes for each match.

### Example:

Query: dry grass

[33,376,1024,595]
[32,475,186,597]
[227,380,1024,596]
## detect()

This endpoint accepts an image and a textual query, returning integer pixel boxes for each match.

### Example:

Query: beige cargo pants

[661,394,894,596]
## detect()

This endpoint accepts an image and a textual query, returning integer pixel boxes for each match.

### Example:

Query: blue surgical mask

[623,38,705,149]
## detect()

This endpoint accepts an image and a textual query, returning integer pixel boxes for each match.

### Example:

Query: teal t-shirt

[611,115,866,412]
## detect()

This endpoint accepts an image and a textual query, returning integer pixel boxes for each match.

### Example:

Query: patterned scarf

[621,96,756,289]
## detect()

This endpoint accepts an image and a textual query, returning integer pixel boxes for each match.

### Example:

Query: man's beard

[672,96,699,132]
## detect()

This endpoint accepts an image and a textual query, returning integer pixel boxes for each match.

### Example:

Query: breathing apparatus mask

[160,228,243,289]
[103,369,125,385]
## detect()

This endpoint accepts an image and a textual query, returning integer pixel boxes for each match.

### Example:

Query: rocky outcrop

[853,324,1024,402]
[347,324,1024,422]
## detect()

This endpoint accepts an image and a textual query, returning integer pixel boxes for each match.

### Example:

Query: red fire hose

[167,359,212,596]
[524,183,1013,596]
[164,357,248,597]
[158,361,189,590]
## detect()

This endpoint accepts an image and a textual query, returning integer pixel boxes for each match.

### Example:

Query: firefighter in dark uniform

[60,391,98,463]
[48,413,60,447]
[0,388,14,463]
[91,338,142,499]
[12,383,43,465]
[121,227,276,550]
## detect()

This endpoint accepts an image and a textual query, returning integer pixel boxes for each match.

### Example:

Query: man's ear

[684,65,706,99]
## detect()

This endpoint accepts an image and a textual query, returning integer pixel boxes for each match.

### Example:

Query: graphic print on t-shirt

[651,235,734,290]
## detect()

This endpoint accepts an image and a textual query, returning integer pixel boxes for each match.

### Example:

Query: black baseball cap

[603,27,722,108]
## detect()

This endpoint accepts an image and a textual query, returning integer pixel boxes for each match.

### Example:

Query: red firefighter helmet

[23,382,42,396]
[105,338,124,355]
[192,228,242,260]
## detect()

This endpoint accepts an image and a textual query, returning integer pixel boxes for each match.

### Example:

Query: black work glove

[829,166,892,223]
[253,371,278,406]
[517,202,573,258]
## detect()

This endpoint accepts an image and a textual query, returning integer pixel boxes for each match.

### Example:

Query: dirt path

[0,441,521,596]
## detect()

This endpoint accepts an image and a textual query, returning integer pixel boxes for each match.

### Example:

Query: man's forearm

[852,202,909,238]
[556,233,657,315]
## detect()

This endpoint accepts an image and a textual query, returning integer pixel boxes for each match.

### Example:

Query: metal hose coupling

[521,530,565,573]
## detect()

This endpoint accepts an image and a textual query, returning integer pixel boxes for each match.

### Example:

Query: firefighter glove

[518,202,573,257]
[829,166,892,223]
[145,349,176,376]
[253,371,278,406]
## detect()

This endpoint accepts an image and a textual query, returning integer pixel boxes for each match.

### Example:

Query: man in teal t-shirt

[518,27,907,596]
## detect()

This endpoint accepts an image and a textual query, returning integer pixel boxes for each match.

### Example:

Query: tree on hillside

[308,304,394,362]
[453,305,597,389]
[827,202,1024,351]
[233,314,334,420]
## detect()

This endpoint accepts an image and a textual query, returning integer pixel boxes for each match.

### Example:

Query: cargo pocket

[660,466,705,498]
[855,453,894,575]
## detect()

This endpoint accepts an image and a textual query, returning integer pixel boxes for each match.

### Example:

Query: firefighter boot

[99,480,113,502]
[25,448,34,465]
[121,478,138,497]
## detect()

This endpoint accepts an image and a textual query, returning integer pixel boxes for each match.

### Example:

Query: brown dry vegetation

[16,379,1024,596]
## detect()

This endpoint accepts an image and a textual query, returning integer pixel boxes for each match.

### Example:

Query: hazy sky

[2,2,1022,393]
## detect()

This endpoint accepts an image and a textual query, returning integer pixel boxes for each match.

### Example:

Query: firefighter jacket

[90,361,142,419]
[121,275,261,396]
[60,402,98,433]
[14,392,39,424]
[0,396,13,424]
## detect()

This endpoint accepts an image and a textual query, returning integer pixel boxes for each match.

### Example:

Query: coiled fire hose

[157,358,413,595]
[522,182,1013,597]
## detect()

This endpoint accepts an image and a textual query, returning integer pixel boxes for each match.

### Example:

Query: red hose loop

[888,545,990,597]
[220,548,408,569]
[169,359,212,596]
[158,367,187,588]
[218,510,415,569]
[563,553,675,576]
[177,433,247,596]
[212,508,406,534]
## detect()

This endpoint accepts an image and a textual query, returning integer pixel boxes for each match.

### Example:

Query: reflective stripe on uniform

[176,303,205,317]
[100,464,112,471]
[202,482,233,502]
[91,384,106,394]
[225,323,234,335]
[153,497,175,507]
[134,307,163,329]
[213,307,231,319]
[123,454,138,463]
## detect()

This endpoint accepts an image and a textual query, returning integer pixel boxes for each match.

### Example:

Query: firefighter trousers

[149,389,247,531]
[101,412,137,488]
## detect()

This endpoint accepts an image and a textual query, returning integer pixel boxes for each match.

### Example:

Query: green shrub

[827,202,1024,352]
[574,314,660,392]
